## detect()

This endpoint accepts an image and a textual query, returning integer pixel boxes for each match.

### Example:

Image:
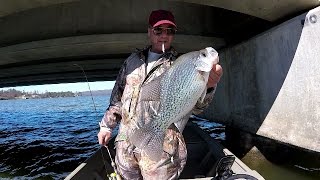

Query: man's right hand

[97,129,112,145]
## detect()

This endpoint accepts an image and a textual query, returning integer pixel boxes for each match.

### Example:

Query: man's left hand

[207,64,223,88]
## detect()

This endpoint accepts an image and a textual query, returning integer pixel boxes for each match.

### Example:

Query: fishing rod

[73,64,121,180]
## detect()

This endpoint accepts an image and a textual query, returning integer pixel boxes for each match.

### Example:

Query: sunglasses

[152,27,177,36]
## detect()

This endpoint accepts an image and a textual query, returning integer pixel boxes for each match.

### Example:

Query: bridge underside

[1,0,318,87]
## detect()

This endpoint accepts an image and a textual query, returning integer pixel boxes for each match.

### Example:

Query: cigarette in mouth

[162,43,165,53]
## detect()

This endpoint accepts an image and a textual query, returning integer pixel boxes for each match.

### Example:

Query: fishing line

[73,64,99,119]
[73,64,121,180]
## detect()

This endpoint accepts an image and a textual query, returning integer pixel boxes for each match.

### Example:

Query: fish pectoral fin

[198,71,208,82]
[199,88,207,103]
[139,75,163,102]
[130,124,164,162]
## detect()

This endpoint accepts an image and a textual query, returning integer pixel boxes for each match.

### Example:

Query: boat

[65,122,264,180]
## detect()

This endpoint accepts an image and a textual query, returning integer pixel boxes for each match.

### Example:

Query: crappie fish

[130,47,219,161]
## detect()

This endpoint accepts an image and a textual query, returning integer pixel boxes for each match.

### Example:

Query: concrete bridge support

[202,6,320,153]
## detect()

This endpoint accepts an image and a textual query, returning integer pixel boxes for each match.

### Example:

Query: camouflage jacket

[99,46,215,142]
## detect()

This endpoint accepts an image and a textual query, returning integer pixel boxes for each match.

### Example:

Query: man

[98,10,223,179]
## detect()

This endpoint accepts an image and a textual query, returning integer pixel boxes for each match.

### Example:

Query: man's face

[148,24,176,53]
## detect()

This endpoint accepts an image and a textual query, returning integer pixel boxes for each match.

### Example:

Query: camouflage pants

[114,128,187,180]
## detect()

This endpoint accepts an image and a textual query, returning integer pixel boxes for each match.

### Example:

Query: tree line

[0,89,79,100]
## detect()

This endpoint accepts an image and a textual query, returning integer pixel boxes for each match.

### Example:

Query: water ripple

[0,96,109,179]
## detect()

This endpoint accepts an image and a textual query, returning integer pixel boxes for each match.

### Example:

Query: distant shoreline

[0,89,112,100]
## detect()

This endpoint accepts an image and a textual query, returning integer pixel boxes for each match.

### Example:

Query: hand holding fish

[207,63,223,88]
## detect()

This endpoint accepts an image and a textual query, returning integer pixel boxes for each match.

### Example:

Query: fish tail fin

[130,124,164,161]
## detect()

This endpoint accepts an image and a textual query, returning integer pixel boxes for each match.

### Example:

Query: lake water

[0,96,319,179]
[0,96,106,179]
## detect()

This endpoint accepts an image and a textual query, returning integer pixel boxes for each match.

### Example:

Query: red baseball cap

[149,10,177,28]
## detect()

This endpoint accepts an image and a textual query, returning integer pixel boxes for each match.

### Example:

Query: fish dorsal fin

[139,74,164,101]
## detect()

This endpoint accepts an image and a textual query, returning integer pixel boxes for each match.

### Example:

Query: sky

[0,81,115,93]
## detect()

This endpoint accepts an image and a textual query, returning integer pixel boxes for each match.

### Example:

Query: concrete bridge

[0,0,319,154]
[202,6,320,154]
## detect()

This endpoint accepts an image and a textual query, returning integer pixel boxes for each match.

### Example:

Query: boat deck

[180,123,263,179]
[65,122,264,180]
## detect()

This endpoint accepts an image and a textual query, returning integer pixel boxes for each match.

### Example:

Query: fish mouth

[206,47,219,62]
[201,47,219,65]
[194,47,219,72]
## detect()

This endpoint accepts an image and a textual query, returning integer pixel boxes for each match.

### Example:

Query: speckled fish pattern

[130,47,219,161]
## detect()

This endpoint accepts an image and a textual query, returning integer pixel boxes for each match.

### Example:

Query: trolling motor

[212,155,258,180]
[214,155,235,179]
